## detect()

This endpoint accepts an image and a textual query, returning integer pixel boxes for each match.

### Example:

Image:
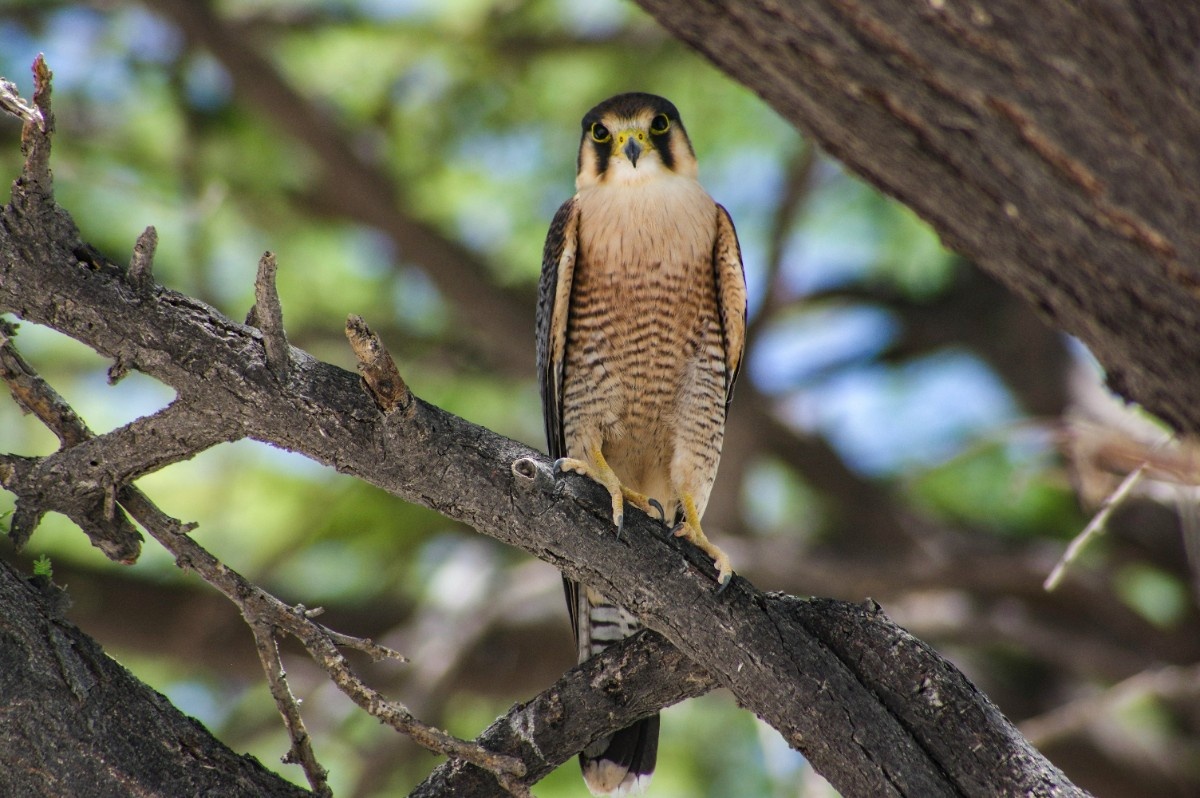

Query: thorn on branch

[127,225,158,295]
[8,495,45,551]
[107,355,130,385]
[248,251,291,381]
[345,314,413,416]
[21,55,54,194]
[292,602,324,619]
[323,627,408,664]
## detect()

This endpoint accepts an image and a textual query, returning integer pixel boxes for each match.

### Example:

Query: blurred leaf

[1115,563,1189,629]
[910,439,1080,536]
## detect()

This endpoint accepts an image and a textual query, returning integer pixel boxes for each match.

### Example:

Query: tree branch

[0,316,526,793]
[252,620,330,796]
[411,630,714,797]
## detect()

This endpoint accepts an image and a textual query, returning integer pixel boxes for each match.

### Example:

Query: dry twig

[346,314,413,415]
[1045,432,1172,591]
[251,251,291,380]
[252,621,330,795]
[1021,662,1200,747]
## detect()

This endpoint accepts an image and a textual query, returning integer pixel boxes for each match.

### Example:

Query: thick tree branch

[412,630,714,797]
[634,0,1200,436]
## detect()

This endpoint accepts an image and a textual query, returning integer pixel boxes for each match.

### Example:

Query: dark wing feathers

[536,197,582,641]
[536,197,579,463]
[713,204,748,405]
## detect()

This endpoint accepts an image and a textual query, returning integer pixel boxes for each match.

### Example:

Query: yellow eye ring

[590,123,611,143]
[650,114,670,134]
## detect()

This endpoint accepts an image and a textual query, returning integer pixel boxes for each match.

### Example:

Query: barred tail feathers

[581,716,660,796]
[577,587,659,796]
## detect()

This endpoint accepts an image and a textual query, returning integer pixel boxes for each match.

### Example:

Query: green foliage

[32,553,52,578]
[910,439,1080,537]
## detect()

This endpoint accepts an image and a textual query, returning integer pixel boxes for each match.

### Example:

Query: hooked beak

[622,136,642,167]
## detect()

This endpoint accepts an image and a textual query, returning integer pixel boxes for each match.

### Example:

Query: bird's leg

[556,447,654,539]
[672,493,733,587]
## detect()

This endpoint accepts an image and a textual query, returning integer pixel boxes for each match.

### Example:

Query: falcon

[536,93,747,795]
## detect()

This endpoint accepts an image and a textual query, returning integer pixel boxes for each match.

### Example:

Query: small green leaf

[32,554,53,579]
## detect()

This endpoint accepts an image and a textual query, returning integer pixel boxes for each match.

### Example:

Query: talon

[556,450,631,534]
[554,456,587,476]
[648,498,666,523]
[672,493,734,588]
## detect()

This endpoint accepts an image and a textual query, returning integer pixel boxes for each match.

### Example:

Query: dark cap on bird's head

[575,92,698,188]
[582,93,681,128]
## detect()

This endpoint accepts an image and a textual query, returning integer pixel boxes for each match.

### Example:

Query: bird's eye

[590,123,611,143]
[650,114,670,134]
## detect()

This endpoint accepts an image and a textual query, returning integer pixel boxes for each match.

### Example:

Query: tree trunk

[0,559,310,798]
[636,0,1200,434]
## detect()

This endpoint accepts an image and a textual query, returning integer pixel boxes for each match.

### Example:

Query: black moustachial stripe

[590,136,611,177]
[581,92,683,177]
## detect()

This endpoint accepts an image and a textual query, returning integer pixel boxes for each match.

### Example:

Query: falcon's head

[575,93,699,190]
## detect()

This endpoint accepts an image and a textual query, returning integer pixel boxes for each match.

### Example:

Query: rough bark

[0,144,1085,795]
[0,558,312,798]
[415,599,1082,798]
[634,0,1200,435]
[411,631,713,797]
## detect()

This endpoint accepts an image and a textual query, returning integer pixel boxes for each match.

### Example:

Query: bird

[535,92,747,796]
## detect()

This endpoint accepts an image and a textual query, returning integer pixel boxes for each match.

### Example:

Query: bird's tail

[580,715,660,797]
[571,583,659,795]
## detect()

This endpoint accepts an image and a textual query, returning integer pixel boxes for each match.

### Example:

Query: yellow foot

[555,449,654,538]
[672,494,733,588]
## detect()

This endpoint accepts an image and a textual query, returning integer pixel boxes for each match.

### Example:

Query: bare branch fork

[0,60,1089,796]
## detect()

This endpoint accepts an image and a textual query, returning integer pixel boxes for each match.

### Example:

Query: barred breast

[561,172,726,519]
